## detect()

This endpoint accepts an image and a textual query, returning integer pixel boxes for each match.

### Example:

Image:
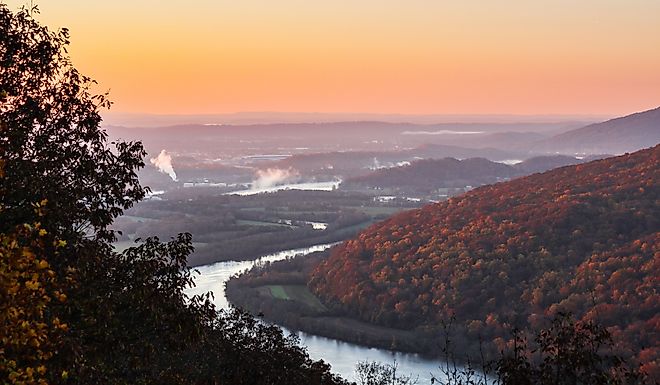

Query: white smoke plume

[252,168,300,189]
[150,150,178,181]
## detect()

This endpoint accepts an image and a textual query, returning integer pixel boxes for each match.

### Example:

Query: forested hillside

[341,155,594,194]
[310,145,659,376]
[342,157,516,191]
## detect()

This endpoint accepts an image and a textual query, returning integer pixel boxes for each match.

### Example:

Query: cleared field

[268,285,288,299]
[265,285,328,312]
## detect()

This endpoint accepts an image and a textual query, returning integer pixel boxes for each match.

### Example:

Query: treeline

[310,146,660,378]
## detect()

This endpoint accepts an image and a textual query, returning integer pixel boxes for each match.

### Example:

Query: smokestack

[150,149,178,181]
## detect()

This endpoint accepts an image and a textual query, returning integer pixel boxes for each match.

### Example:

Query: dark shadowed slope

[342,158,517,192]
[534,106,660,155]
[310,145,659,375]
[512,154,586,174]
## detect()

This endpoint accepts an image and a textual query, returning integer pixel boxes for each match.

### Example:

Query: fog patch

[252,168,300,189]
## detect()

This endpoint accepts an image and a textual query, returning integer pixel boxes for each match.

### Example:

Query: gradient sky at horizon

[3,1,660,116]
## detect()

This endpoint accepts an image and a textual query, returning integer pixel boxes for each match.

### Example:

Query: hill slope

[534,107,660,154]
[341,155,590,193]
[342,157,517,192]
[310,145,659,374]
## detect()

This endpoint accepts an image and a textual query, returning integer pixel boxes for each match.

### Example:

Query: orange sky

[3,1,660,115]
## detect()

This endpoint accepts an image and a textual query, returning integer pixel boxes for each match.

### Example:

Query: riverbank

[113,189,421,267]
[185,244,451,383]
[188,222,370,266]
[224,250,442,356]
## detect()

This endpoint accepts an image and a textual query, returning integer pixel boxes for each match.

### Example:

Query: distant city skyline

[3,1,660,115]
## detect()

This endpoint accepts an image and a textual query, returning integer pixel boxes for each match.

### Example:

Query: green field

[268,285,288,299]
[265,285,328,312]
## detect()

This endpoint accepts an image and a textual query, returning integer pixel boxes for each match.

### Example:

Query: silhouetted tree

[0,5,348,384]
[496,313,648,385]
[355,361,417,385]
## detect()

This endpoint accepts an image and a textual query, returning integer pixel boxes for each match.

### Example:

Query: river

[185,244,448,383]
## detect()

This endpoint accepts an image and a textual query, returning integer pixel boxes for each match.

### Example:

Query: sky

[3,1,660,116]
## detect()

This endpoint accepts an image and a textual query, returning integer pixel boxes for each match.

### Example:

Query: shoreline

[223,248,499,368]
[226,283,440,356]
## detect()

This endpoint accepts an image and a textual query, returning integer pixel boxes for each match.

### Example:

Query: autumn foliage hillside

[309,145,659,375]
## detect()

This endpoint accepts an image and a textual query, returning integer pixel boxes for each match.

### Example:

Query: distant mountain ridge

[310,145,659,375]
[341,155,594,193]
[242,144,528,183]
[102,111,600,127]
[105,120,585,155]
[534,106,660,154]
